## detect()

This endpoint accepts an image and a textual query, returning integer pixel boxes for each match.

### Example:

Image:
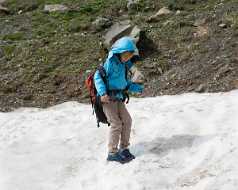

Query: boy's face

[120,51,134,63]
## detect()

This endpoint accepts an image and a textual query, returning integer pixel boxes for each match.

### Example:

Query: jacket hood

[107,37,136,60]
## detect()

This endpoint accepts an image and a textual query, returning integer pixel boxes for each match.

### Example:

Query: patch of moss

[79,0,113,14]
[2,45,16,58]
[224,12,238,28]
[127,0,153,15]
[6,0,41,12]
[2,32,24,41]
[158,58,170,71]
[68,17,91,32]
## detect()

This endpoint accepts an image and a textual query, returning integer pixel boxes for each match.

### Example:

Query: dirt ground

[0,0,238,111]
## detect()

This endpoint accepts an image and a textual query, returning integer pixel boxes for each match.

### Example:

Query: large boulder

[103,20,142,47]
[130,25,141,44]
[102,19,157,60]
[103,20,134,48]
[102,20,142,60]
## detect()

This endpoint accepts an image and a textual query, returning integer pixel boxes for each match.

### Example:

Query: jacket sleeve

[126,80,144,93]
[93,60,111,96]
[94,70,106,96]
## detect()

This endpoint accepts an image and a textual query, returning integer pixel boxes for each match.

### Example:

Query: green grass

[2,32,25,41]
[2,45,15,58]
[1,0,237,107]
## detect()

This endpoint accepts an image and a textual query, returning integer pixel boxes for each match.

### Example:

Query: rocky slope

[0,0,238,111]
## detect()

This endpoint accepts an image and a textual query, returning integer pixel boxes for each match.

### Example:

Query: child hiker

[94,37,143,163]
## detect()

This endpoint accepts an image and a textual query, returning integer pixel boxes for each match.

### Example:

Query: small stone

[18,10,23,14]
[156,7,172,16]
[163,20,173,26]
[219,23,227,28]
[92,17,112,32]
[145,6,151,11]
[176,10,181,15]
[0,4,9,14]
[127,0,140,11]
[147,7,172,22]
[195,84,206,93]
[44,4,69,13]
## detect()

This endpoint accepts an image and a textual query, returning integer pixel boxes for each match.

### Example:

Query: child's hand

[101,94,111,103]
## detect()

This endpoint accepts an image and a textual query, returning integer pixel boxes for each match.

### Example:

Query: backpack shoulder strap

[98,65,106,81]
[97,65,108,94]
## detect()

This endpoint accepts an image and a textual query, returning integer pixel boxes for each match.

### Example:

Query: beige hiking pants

[102,101,132,153]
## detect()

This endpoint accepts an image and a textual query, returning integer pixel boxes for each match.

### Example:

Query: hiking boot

[107,152,128,164]
[119,149,135,161]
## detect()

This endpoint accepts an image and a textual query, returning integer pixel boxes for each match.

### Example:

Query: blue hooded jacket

[94,37,143,100]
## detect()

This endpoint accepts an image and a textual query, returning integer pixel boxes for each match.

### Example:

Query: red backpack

[85,66,110,127]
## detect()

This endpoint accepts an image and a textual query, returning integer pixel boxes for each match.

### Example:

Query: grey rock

[103,20,142,48]
[103,20,133,47]
[92,17,112,32]
[127,0,140,11]
[147,7,172,22]
[155,7,172,16]
[0,0,6,4]
[44,4,69,13]
[219,23,227,28]
[163,20,173,27]
[129,25,141,43]
[176,10,181,15]
[195,84,206,93]
[0,4,9,14]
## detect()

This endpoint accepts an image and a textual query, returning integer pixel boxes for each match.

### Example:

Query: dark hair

[114,52,139,63]
[131,55,141,63]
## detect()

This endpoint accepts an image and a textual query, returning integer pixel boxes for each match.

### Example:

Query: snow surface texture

[1,90,238,190]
